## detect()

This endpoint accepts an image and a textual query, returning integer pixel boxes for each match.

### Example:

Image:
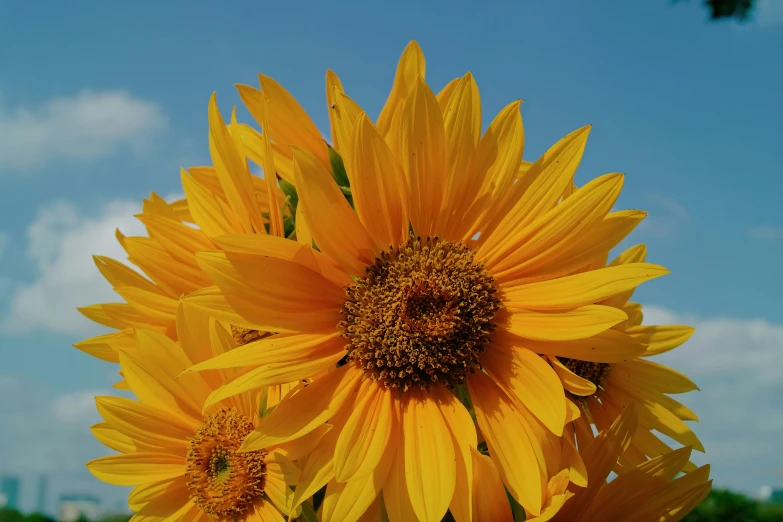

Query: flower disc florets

[561,358,613,389]
[185,408,267,519]
[340,236,501,392]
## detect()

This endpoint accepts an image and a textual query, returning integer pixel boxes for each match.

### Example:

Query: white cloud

[0,90,166,171]
[748,225,783,240]
[644,306,783,494]
[53,389,114,424]
[756,0,783,26]
[1,200,147,337]
[637,193,688,238]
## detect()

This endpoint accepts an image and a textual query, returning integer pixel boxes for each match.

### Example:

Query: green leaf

[328,146,350,188]
[299,502,319,522]
[279,179,299,210]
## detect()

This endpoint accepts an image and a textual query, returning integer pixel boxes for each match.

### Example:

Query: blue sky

[1,0,782,513]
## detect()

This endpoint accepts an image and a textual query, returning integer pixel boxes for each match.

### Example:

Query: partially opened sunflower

[73,87,329,394]
[546,240,702,473]
[530,404,711,522]
[179,41,681,521]
[86,299,331,522]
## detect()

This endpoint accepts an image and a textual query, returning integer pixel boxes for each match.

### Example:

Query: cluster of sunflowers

[76,41,711,522]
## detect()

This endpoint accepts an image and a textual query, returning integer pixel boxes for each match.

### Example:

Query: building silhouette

[0,476,20,510]
[58,494,101,522]
[37,475,48,514]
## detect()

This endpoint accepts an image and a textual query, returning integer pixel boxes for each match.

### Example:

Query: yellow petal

[564,404,638,518]
[329,90,364,179]
[208,93,265,233]
[334,379,395,482]
[90,423,135,453]
[195,251,342,333]
[502,210,646,285]
[240,76,329,169]
[435,78,459,113]
[93,255,161,295]
[432,386,476,522]
[549,357,597,396]
[506,305,627,341]
[402,389,456,522]
[202,347,344,411]
[481,344,566,436]
[377,41,425,139]
[625,325,696,356]
[465,100,524,240]
[95,396,194,449]
[399,77,447,237]
[467,370,545,515]
[350,113,409,250]
[470,447,514,522]
[618,359,700,394]
[292,147,377,275]
[114,287,178,324]
[87,453,185,486]
[503,263,668,311]
[214,233,351,287]
[383,443,419,522]
[73,329,135,364]
[485,173,625,280]
[271,423,333,462]
[479,125,591,257]
[439,73,482,238]
[181,169,245,237]
[240,364,364,450]
[326,69,345,150]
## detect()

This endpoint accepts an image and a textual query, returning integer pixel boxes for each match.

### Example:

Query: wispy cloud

[748,225,783,240]
[637,193,688,238]
[646,306,783,494]
[1,200,147,336]
[0,90,167,171]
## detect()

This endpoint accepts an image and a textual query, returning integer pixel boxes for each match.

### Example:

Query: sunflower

[544,241,702,472]
[86,299,329,522]
[180,41,675,521]
[529,404,711,522]
[73,91,317,391]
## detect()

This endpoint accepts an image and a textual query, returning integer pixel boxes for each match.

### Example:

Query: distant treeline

[682,489,783,521]
[3,488,783,522]
[0,509,130,522]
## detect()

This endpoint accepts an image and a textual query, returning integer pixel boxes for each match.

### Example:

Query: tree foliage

[683,488,783,522]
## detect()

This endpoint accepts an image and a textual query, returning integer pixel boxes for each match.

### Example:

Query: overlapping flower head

[86,300,326,522]
[78,40,710,522]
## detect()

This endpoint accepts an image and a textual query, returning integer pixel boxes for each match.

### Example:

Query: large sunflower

[182,41,675,521]
[546,241,702,472]
[530,405,711,522]
[86,299,327,522]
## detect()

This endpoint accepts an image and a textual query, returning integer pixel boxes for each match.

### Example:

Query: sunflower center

[560,358,613,388]
[230,325,270,346]
[185,408,267,519]
[340,236,501,393]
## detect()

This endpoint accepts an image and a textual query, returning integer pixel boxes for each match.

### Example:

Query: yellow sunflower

[73,92,315,390]
[86,299,328,522]
[530,404,711,522]
[545,241,702,472]
[181,41,674,521]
